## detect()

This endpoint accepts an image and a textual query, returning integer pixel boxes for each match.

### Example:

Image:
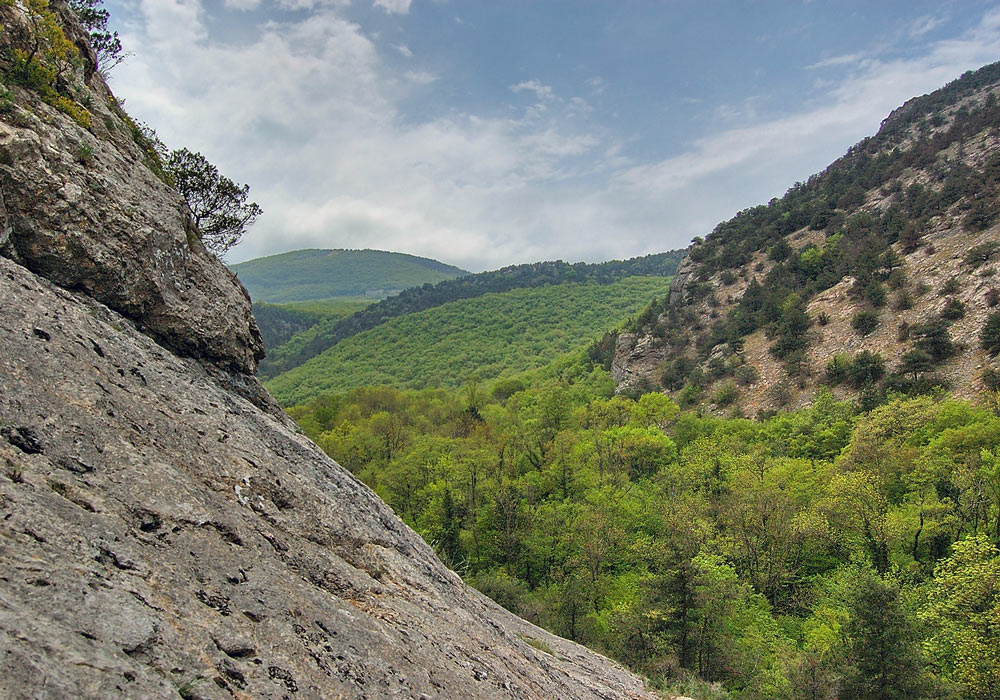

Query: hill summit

[231,248,468,303]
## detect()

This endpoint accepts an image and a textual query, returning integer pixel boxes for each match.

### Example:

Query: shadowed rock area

[0,2,655,698]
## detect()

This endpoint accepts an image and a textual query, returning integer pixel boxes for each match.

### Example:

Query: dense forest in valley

[266,276,676,404]
[259,251,685,378]
[252,299,370,351]
[289,354,1000,700]
[269,64,1000,700]
[231,248,468,303]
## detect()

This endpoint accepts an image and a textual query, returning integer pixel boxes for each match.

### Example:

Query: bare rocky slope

[613,63,1000,414]
[0,3,655,699]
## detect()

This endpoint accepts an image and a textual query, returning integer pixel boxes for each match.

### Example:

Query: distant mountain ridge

[258,251,686,379]
[231,248,468,303]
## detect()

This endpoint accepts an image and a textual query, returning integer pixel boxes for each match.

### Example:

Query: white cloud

[403,70,437,84]
[907,14,946,39]
[510,79,556,102]
[587,76,607,96]
[110,1,611,270]
[107,3,1000,272]
[138,0,206,46]
[392,42,413,58]
[806,52,865,70]
[712,95,763,122]
[272,0,352,9]
[373,0,411,15]
[612,8,1000,221]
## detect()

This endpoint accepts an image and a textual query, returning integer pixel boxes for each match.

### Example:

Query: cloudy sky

[103,0,1000,271]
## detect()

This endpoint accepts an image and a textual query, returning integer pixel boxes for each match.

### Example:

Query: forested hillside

[260,251,685,378]
[612,62,1000,413]
[231,248,468,303]
[252,299,370,351]
[289,355,1000,700]
[272,62,1000,700]
[266,276,676,404]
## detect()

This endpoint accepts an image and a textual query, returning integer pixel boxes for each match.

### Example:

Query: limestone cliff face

[0,258,653,699]
[0,4,655,699]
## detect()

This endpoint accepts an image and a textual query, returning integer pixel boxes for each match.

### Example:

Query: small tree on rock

[166,148,262,256]
[68,0,125,74]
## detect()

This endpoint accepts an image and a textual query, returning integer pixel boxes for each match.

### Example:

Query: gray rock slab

[0,257,656,699]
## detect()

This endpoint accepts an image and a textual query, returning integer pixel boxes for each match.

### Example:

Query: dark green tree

[438,489,462,565]
[899,222,923,253]
[841,571,926,700]
[851,310,879,336]
[913,320,955,361]
[769,238,792,262]
[898,349,934,381]
[848,351,885,388]
[166,148,262,256]
[983,311,1000,356]
[941,298,966,321]
[863,280,886,308]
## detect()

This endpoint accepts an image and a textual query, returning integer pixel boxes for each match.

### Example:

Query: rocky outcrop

[666,253,698,308]
[0,3,656,699]
[0,2,262,374]
[610,255,699,394]
[611,332,670,394]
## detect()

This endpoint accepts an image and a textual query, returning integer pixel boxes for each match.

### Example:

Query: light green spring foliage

[290,369,1000,699]
[919,534,1000,699]
[6,0,92,127]
[267,276,675,405]
[269,298,372,317]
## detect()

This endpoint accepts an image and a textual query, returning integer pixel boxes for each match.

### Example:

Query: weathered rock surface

[0,257,656,699]
[611,332,670,394]
[0,3,262,374]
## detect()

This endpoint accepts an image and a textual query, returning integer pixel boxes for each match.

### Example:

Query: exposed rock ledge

[0,256,655,699]
[0,18,263,374]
